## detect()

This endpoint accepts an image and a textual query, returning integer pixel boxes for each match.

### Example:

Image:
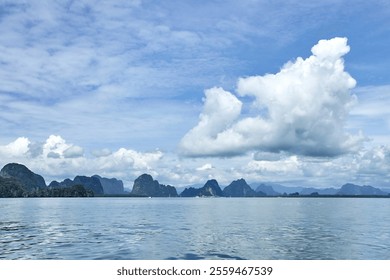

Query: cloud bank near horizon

[0,134,389,189]
[179,37,365,158]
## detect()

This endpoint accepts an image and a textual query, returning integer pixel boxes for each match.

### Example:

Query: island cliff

[131,174,178,197]
[181,179,223,197]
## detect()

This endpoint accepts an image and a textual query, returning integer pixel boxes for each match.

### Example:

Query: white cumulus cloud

[43,135,78,159]
[0,137,30,157]
[179,37,365,157]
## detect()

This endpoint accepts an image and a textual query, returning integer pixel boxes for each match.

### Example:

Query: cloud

[92,148,112,158]
[97,148,163,172]
[47,152,61,159]
[63,145,84,158]
[349,85,390,146]
[0,135,165,186]
[42,135,73,159]
[0,1,235,154]
[179,87,244,156]
[253,151,286,161]
[196,163,214,171]
[358,145,390,177]
[0,137,30,157]
[1,135,389,189]
[179,37,365,157]
[247,156,301,176]
[0,1,233,103]
[3,2,385,158]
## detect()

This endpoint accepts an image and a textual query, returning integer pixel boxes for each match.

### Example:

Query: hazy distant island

[0,163,389,198]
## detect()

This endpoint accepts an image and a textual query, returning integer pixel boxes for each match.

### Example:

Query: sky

[1,0,390,189]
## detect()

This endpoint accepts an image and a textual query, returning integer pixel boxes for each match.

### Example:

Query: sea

[1,197,390,260]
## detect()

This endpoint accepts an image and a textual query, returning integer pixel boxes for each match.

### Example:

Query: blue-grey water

[1,197,390,260]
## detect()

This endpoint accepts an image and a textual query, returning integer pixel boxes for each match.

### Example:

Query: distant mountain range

[252,182,389,197]
[0,162,389,198]
[337,183,388,196]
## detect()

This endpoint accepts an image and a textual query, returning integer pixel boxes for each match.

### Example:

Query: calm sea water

[1,197,390,260]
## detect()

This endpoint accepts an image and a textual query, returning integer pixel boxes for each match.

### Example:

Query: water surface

[1,197,389,259]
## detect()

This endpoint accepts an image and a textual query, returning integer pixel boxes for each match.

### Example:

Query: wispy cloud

[349,85,390,147]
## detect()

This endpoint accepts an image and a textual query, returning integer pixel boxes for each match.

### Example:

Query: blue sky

[0,0,390,189]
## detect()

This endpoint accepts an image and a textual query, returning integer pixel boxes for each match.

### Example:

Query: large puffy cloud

[179,37,365,157]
